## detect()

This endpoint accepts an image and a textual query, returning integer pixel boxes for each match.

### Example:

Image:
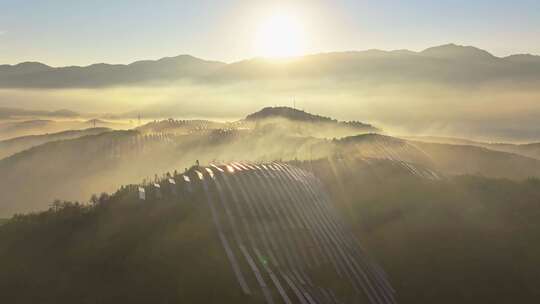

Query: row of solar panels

[99,133,176,160]
[129,162,396,304]
[137,175,191,201]
[196,163,396,304]
[339,136,440,180]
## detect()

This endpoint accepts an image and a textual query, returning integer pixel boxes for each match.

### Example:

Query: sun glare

[254,12,307,58]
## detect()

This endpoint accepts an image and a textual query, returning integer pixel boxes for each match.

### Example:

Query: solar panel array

[132,162,397,303]
[188,162,397,304]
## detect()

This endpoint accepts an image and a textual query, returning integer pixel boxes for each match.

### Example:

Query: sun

[254,12,307,58]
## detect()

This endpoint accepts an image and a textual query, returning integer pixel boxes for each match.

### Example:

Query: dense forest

[0,188,249,304]
[1,159,539,303]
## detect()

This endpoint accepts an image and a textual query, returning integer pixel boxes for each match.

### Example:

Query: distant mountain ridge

[0,127,111,159]
[1,44,540,88]
[0,107,79,119]
[0,55,225,88]
[420,44,497,59]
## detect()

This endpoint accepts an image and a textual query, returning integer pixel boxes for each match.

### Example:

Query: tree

[98,193,109,205]
[90,194,99,206]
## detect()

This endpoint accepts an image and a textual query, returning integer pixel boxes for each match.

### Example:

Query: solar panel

[253,247,293,304]
[215,168,279,304]
[250,167,313,270]
[266,165,329,268]
[234,162,250,171]
[291,166,396,304]
[223,166,301,303]
[276,165,352,283]
[167,179,178,196]
[232,172,280,267]
[279,271,309,304]
[240,245,275,304]
[230,163,243,171]
[284,166,370,293]
[205,167,215,178]
[210,164,225,173]
[138,187,145,200]
[274,165,336,254]
[200,173,252,296]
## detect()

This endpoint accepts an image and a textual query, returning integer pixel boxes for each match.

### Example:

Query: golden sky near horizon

[1,0,540,66]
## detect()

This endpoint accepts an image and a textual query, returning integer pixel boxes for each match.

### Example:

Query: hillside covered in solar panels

[1,107,540,303]
[0,162,393,304]
[1,159,540,304]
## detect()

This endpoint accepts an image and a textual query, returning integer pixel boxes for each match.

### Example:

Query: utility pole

[310,115,314,173]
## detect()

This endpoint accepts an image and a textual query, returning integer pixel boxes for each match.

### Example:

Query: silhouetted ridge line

[0,107,79,119]
[3,43,539,88]
[0,55,225,88]
[420,43,497,59]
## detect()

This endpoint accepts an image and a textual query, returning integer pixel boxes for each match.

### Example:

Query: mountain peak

[15,61,51,68]
[0,61,52,73]
[504,53,540,62]
[421,43,496,59]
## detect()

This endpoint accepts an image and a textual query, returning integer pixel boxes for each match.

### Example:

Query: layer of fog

[1,77,540,142]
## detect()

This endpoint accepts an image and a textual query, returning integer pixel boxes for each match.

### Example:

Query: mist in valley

[3,45,540,142]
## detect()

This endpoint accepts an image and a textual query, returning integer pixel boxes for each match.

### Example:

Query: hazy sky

[1,0,539,66]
